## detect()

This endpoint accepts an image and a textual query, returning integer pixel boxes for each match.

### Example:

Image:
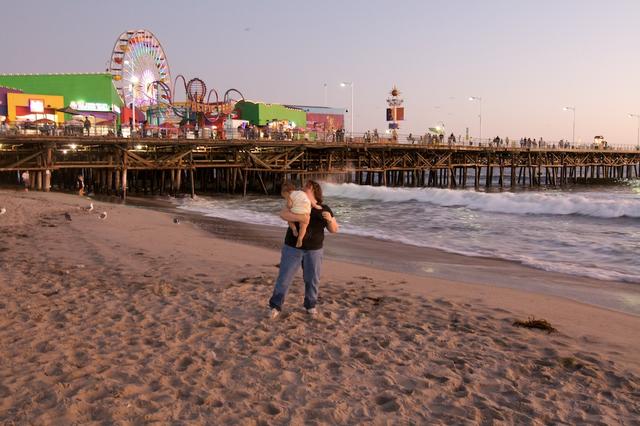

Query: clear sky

[2,0,640,145]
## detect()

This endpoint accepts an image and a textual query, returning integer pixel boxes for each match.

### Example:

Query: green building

[235,101,306,128]
[0,73,122,119]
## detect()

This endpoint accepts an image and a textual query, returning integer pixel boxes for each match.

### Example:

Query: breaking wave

[322,183,640,219]
[172,187,640,283]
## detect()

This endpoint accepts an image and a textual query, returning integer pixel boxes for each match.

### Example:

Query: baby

[280,182,311,248]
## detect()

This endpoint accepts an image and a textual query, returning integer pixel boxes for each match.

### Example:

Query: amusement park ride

[107,29,244,132]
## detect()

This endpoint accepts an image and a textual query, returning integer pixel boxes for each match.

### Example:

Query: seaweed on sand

[513,317,557,334]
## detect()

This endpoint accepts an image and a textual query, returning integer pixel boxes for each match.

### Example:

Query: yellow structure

[6,92,64,123]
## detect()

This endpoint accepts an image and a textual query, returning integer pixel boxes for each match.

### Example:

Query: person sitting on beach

[280,181,311,248]
[76,175,85,196]
[21,170,30,192]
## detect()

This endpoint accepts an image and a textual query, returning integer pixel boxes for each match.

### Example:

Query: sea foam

[322,183,640,219]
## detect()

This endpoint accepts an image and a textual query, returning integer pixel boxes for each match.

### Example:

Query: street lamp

[563,106,575,145]
[323,82,328,107]
[468,96,482,144]
[340,82,354,138]
[628,113,640,147]
[130,75,139,136]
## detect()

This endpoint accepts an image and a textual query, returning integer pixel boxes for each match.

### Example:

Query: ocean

[172,180,640,284]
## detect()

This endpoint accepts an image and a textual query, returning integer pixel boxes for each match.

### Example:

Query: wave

[174,197,284,227]
[322,183,640,219]
[334,224,640,283]
[172,195,639,283]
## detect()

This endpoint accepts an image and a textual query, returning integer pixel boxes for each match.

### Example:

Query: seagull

[0,208,6,215]
[64,212,72,221]
[99,212,108,220]
[173,218,180,224]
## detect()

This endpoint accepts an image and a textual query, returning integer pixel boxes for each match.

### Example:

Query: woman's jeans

[269,244,323,311]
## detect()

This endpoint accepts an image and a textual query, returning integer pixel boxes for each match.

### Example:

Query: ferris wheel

[108,29,171,109]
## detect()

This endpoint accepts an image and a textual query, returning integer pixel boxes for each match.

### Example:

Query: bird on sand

[64,212,72,221]
[0,208,6,215]
[173,218,180,224]
[99,212,108,220]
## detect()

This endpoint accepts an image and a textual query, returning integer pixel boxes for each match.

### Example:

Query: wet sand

[129,195,640,317]
[1,190,639,424]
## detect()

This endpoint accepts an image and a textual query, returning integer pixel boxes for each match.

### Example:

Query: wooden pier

[1,136,639,196]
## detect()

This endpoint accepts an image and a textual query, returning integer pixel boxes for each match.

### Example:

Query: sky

[2,0,640,145]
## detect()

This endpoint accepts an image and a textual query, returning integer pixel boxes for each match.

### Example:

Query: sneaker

[270,308,280,319]
[306,307,318,317]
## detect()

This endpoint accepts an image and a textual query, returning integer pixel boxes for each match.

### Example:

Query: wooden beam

[1,149,46,170]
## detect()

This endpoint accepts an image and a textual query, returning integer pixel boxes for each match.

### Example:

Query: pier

[1,135,639,196]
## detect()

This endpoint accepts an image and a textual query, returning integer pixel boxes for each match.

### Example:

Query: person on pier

[83,117,91,136]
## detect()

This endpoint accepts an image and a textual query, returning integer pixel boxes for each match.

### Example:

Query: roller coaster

[145,75,244,129]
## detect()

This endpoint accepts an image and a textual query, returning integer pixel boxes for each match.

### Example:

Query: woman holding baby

[268,180,339,319]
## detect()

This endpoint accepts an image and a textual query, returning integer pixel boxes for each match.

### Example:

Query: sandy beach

[0,190,639,425]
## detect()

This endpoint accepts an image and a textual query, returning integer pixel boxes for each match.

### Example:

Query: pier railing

[1,126,639,152]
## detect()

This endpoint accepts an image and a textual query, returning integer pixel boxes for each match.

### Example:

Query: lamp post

[323,83,328,107]
[563,106,575,145]
[340,82,354,138]
[628,113,640,147]
[468,96,482,144]
[130,75,139,137]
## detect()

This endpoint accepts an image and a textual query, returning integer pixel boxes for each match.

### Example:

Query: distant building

[235,101,307,128]
[285,105,346,131]
[0,86,23,120]
[0,73,122,123]
[5,91,64,123]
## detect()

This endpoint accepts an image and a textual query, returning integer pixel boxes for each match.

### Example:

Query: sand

[0,190,638,425]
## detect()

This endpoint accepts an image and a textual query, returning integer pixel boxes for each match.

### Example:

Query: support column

[189,152,196,199]
[176,167,182,193]
[44,147,52,192]
[107,167,113,193]
[36,171,43,191]
[243,169,249,197]
[121,149,128,200]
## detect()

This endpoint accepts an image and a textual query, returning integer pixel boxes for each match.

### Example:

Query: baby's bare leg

[287,207,306,237]
[295,214,311,248]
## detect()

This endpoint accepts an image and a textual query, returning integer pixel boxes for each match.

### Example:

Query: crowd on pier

[0,119,635,151]
[0,118,96,137]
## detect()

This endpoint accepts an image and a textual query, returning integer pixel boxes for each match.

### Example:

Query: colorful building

[285,105,345,131]
[235,101,307,128]
[0,73,122,122]
[6,92,65,123]
[0,86,23,120]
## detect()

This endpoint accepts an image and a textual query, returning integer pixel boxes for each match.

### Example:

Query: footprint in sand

[264,402,282,416]
[375,392,401,412]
